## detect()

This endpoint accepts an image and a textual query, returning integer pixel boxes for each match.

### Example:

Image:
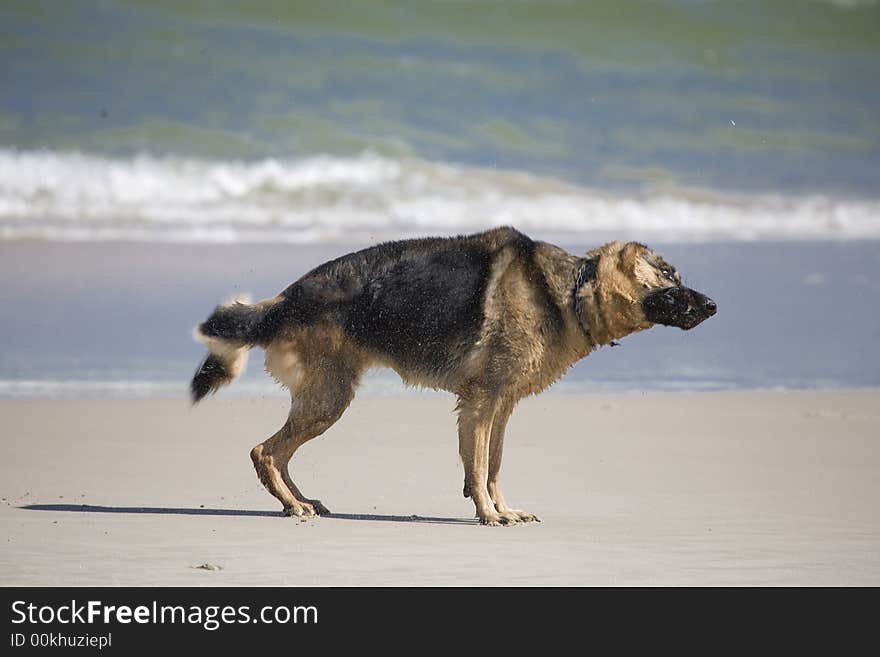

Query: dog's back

[192,227,537,400]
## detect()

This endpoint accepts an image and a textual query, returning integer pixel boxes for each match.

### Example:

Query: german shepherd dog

[191,227,716,525]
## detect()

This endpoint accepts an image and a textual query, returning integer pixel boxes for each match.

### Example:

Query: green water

[2,0,879,194]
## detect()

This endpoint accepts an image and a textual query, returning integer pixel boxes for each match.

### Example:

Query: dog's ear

[618,241,647,274]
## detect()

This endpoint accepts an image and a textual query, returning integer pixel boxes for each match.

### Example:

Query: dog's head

[619,241,717,330]
[580,241,717,342]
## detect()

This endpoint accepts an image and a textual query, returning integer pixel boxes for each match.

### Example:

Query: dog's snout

[703,297,717,316]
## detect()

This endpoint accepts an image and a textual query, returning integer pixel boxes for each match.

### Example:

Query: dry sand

[1,390,878,586]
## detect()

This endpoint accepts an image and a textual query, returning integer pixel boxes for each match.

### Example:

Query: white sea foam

[0,379,188,400]
[0,375,445,400]
[1,148,878,243]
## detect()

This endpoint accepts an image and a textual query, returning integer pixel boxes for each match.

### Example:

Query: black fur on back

[344,242,491,375]
[190,353,231,404]
[278,228,535,378]
[191,227,538,401]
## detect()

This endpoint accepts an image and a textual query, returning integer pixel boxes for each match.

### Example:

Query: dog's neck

[572,255,600,344]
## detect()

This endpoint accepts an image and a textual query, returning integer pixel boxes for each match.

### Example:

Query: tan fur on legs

[249,412,334,517]
[251,392,356,517]
[458,395,514,526]
[487,398,541,523]
[485,398,513,512]
[250,422,301,514]
[279,460,330,516]
[252,339,362,517]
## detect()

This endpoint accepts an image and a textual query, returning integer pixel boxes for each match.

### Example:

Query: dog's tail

[190,294,285,404]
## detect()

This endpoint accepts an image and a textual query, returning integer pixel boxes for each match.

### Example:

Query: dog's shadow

[21,504,477,525]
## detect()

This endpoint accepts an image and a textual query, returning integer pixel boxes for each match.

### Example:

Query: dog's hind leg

[251,357,360,517]
[487,398,540,523]
[457,394,518,526]
[250,422,303,515]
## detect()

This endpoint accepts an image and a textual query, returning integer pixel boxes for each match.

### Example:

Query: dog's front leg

[457,396,513,526]
[487,399,540,524]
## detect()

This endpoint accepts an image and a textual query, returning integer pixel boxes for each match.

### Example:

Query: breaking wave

[1,149,878,243]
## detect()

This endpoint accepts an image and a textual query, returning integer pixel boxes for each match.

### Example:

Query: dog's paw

[509,509,541,523]
[306,499,331,516]
[478,511,520,527]
[282,502,318,518]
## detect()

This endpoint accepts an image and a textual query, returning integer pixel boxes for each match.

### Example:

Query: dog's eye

[661,268,674,281]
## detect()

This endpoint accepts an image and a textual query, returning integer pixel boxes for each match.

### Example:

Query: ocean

[1,0,878,397]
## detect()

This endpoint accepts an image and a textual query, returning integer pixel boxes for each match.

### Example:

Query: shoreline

[1,376,878,401]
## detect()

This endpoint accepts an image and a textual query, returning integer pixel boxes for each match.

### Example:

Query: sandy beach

[1,390,877,586]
